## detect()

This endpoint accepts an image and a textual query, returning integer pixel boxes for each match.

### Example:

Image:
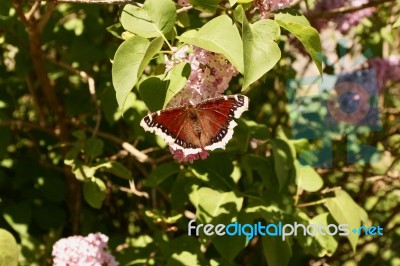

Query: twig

[177,5,193,14]
[71,120,154,163]
[38,2,58,33]
[46,56,102,137]
[119,179,149,198]
[26,0,41,21]
[306,0,396,19]
[25,75,48,127]
[0,120,56,136]
[295,199,327,208]
[122,142,153,164]
[321,186,342,194]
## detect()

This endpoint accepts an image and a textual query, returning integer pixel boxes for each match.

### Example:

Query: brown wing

[194,95,249,150]
[140,106,204,151]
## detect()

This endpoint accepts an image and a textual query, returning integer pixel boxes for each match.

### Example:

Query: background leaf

[0,229,18,266]
[189,0,222,13]
[83,178,106,209]
[325,190,362,252]
[120,0,176,38]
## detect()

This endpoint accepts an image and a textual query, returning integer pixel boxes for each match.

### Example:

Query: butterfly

[140,95,249,156]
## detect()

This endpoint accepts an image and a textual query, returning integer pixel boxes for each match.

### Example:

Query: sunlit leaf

[179,15,244,73]
[121,0,176,38]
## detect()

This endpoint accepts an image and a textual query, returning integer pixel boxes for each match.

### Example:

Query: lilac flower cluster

[164,45,238,163]
[254,0,293,18]
[176,0,189,7]
[52,232,118,266]
[311,0,375,34]
[166,45,238,107]
[368,56,400,93]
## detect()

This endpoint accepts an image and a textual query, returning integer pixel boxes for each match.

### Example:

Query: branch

[38,2,58,33]
[46,56,102,137]
[25,75,48,127]
[71,120,154,164]
[306,0,396,20]
[177,5,193,14]
[119,179,149,199]
[0,120,56,136]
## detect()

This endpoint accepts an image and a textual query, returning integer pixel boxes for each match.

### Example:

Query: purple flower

[169,146,209,163]
[52,232,118,266]
[176,0,189,6]
[165,45,238,106]
[254,0,293,18]
[310,0,375,34]
[368,56,400,93]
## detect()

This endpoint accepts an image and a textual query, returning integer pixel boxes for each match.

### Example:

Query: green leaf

[325,190,361,252]
[179,15,244,73]
[167,251,198,266]
[112,35,164,109]
[120,0,176,38]
[139,75,169,112]
[296,212,338,257]
[295,161,323,192]
[144,162,180,187]
[311,213,338,256]
[240,5,281,89]
[3,202,31,236]
[262,235,292,266]
[212,228,246,261]
[394,17,400,28]
[140,62,191,111]
[95,161,133,180]
[85,138,103,160]
[0,229,18,266]
[72,164,96,181]
[271,139,295,191]
[189,0,222,13]
[163,62,191,108]
[275,11,322,74]
[83,178,106,209]
[189,187,243,223]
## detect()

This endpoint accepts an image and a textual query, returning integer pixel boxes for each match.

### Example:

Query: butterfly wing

[140,95,249,155]
[140,106,204,154]
[195,95,249,151]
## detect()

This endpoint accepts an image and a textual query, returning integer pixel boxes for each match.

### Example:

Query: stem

[296,199,327,208]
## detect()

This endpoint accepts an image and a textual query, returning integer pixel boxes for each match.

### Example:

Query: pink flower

[310,0,375,34]
[169,146,209,163]
[165,45,238,106]
[368,56,400,93]
[52,232,118,266]
[254,0,293,18]
[176,0,189,6]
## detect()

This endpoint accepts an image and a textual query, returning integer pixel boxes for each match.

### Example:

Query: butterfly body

[141,95,249,156]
